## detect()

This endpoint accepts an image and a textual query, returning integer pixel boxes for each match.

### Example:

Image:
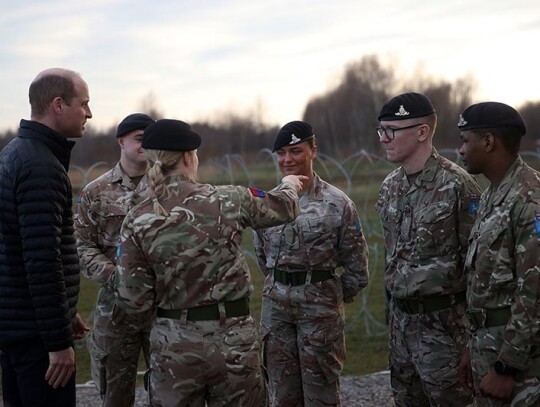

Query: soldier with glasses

[376,92,480,406]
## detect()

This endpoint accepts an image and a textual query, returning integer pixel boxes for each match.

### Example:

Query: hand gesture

[282,175,309,192]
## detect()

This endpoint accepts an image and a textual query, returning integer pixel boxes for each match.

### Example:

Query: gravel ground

[75,371,393,406]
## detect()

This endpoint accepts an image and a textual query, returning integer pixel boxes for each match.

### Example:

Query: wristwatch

[494,360,519,376]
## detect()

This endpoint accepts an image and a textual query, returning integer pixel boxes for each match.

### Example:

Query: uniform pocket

[415,200,457,258]
[305,317,346,383]
[303,215,340,264]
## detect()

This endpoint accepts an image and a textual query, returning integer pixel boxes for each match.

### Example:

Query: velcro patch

[467,193,479,214]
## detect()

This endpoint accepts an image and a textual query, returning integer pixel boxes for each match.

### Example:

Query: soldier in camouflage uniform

[456,102,540,406]
[253,121,369,406]
[113,119,305,407]
[375,93,480,406]
[75,113,155,406]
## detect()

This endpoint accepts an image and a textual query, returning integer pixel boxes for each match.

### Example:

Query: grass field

[72,148,540,383]
[73,156,393,384]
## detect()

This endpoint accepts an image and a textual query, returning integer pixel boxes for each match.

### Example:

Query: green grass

[74,158,393,383]
[75,237,389,384]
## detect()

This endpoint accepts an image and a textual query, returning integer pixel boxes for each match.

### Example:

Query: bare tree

[138,91,165,120]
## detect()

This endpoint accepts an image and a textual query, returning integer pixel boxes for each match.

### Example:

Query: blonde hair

[144,149,183,216]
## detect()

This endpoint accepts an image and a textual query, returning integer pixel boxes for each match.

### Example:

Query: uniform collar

[485,156,524,208]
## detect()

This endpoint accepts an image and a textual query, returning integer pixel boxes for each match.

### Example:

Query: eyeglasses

[376,123,426,140]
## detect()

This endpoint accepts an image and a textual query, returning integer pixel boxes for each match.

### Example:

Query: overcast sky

[0,0,538,133]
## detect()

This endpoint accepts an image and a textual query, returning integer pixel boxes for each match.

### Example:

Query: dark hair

[306,136,317,149]
[29,71,78,117]
[474,127,521,154]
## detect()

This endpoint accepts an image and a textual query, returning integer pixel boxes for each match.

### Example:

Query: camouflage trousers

[87,329,150,407]
[88,286,151,407]
[147,314,265,407]
[469,326,540,406]
[388,300,473,407]
[261,274,346,407]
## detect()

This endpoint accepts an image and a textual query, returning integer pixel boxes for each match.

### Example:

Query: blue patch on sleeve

[355,218,362,231]
[534,213,540,234]
[249,187,266,198]
[468,193,479,214]
[116,244,121,259]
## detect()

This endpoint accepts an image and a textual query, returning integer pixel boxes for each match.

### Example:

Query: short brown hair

[29,71,78,117]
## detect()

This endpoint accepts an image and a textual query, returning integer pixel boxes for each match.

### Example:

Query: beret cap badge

[273,121,314,152]
[457,102,526,136]
[378,92,435,122]
[395,105,410,116]
[457,114,468,127]
[289,134,301,144]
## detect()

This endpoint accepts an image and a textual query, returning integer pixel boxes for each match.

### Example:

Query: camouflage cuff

[499,340,529,371]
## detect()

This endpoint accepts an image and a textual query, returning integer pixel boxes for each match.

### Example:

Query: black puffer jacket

[0,119,80,352]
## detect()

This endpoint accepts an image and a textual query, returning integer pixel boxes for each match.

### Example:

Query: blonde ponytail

[145,149,182,216]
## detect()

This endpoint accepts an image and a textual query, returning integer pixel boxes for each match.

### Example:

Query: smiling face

[276,141,316,177]
[119,130,147,168]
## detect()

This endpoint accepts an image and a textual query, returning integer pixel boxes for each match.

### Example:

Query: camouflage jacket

[465,156,540,370]
[115,176,300,314]
[253,173,369,302]
[376,148,481,299]
[75,163,148,287]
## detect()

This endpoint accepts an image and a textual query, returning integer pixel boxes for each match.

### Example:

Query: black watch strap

[494,360,519,376]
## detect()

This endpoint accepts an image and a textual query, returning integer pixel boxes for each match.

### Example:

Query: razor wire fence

[69,149,540,340]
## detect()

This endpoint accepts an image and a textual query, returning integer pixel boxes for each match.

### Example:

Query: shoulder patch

[355,218,362,231]
[467,193,479,215]
[535,213,540,234]
[249,187,266,198]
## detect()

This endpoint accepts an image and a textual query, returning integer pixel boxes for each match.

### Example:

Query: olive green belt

[157,297,250,321]
[393,291,466,314]
[272,268,334,286]
[467,307,511,329]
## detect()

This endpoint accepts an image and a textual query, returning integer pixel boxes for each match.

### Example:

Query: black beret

[378,92,435,122]
[142,119,201,151]
[457,102,526,136]
[116,113,155,138]
[272,121,314,152]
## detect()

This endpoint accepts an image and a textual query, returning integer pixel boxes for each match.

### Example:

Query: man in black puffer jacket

[0,68,92,407]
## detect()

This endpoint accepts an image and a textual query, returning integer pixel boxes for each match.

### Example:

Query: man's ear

[484,133,495,152]
[51,97,63,115]
[417,124,430,142]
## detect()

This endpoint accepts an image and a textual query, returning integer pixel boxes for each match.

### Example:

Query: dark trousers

[0,338,75,407]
